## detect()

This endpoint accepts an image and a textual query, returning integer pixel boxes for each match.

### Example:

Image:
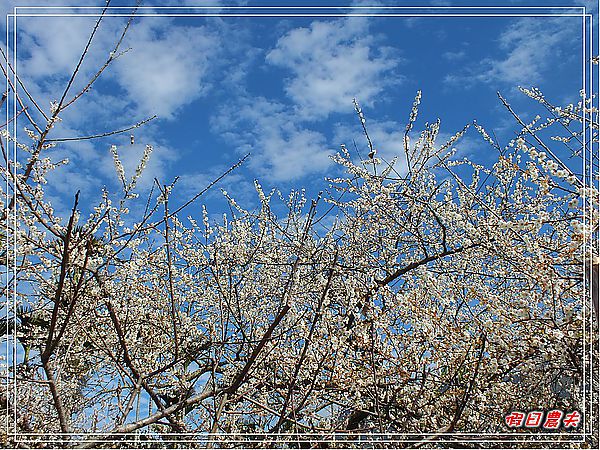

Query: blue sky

[2,0,595,221]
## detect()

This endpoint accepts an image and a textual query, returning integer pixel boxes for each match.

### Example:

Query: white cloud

[212,97,332,183]
[12,8,220,121]
[257,127,330,182]
[266,18,400,120]
[445,17,579,87]
[111,20,218,119]
[209,16,403,183]
[442,49,467,61]
[17,16,102,81]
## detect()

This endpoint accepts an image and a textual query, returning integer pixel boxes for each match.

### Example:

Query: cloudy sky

[2,0,593,219]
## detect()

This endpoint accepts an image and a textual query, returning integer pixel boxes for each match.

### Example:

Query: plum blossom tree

[0,10,598,450]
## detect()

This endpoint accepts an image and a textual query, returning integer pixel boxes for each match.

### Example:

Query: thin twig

[55,1,112,112]
[159,153,250,223]
[497,91,582,187]
[0,47,49,123]
[46,115,157,142]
